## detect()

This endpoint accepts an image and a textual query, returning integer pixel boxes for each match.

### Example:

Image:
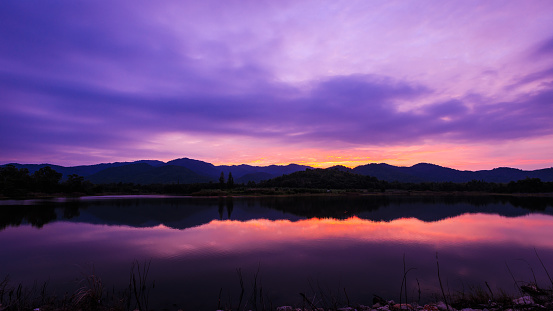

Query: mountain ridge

[3,158,552,184]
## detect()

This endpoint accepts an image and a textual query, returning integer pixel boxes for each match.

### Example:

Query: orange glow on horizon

[200,137,553,171]
[89,132,553,171]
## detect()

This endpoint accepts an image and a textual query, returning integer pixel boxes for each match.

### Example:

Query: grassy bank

[2,258,552,311]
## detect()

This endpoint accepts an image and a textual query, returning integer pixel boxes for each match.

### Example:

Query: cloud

[1,0,553,167]
[534,36,553,57]
[3,66,552,156]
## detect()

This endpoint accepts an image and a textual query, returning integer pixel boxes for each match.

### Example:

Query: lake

[1,195,553,310]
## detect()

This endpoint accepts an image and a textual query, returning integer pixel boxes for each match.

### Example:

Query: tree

[32,166,62,193]
[227,172,234,188]
[0,165,32,196]
[219,172,225,189]
[64,174,85,193]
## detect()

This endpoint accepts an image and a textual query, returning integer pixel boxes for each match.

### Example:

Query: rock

[393,303,413,310]
[513,295,534,305]
[435,301,448,310]
[373,295,387,306]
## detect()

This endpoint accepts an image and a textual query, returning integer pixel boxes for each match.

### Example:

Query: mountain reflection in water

[1,195,552,230]
[1,195,553,310]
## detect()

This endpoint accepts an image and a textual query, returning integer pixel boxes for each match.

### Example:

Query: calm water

[1,195,553,310]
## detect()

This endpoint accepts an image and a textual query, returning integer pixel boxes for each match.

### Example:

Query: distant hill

[166,158,311,181]
[6,160,165,178]
[86,163,211,184]
[261,168,380,189]
[166,158,220,178]
[353,163,421,182]
[3,157,552,184]
[236,172,274,184]
[472,167,553,183]
[353,163,553,183]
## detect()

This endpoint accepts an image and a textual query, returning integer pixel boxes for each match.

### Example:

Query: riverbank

[2,267,553,311]
[0,285,551,311]
[2,188,553,201]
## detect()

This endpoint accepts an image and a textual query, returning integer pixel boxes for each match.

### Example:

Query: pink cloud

[1,0,552,169]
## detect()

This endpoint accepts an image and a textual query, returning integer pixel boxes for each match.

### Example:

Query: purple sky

[1,1,552,170]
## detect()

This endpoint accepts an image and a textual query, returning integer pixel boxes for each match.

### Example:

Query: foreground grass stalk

[436,252,450,311]
[535,248,553,288]
[236,268,244,311]
[130,259,153,311]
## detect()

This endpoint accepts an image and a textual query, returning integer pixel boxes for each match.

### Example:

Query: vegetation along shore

[1,257,553,311]
[1,164,552,199]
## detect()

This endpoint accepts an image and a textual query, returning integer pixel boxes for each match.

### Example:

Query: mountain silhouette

[353,162,553,183]
[3,157,552,184]
[86,163,211,184]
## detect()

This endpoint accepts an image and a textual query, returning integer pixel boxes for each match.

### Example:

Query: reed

[129,259,154,311]
[1,252,552,311]
[74,267,104,309]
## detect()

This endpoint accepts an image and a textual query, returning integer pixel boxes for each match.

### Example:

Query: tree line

[1,165,552,198]
[0,165,90,197]
[258,168,553,194]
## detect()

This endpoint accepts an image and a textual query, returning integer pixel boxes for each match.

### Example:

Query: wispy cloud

[1,0,552,169]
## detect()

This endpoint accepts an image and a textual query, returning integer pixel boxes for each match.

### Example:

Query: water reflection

[1,195,552,230]
[1,195,553,310]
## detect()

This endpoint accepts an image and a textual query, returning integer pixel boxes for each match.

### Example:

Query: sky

[1,0,552,170]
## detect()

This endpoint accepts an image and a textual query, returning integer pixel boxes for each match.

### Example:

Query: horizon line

[1,157,551,172]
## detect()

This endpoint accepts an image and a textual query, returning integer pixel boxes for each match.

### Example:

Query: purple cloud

[534,36,553,57]
[1,0,553,167]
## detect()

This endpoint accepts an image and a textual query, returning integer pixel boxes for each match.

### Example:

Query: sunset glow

[1,1,552,169]
[34,214,553,258]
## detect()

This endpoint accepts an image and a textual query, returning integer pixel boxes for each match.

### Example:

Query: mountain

[353,163,553,183]
[327,165,353,172]
[2,158,310,184]
[472,167,553,183]
[6,160,165,178]
[236,172,274,184]
[3,158,552,184]
[166,159,310,181]
[261,168,380,189]
[256,164,311,176]
[166,158,220,177]
[86,163,211,184]
[220,163,311,180]
[353,163,424,182]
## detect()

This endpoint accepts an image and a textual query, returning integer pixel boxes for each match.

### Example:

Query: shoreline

[0,279,549,311]
[2,189,553,201]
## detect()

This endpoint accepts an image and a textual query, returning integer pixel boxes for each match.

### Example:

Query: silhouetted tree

[63,174,85,193]
[227,172,234,188]
[508,177,546,193]
[32,166,62,193]
[0,165,32,196]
